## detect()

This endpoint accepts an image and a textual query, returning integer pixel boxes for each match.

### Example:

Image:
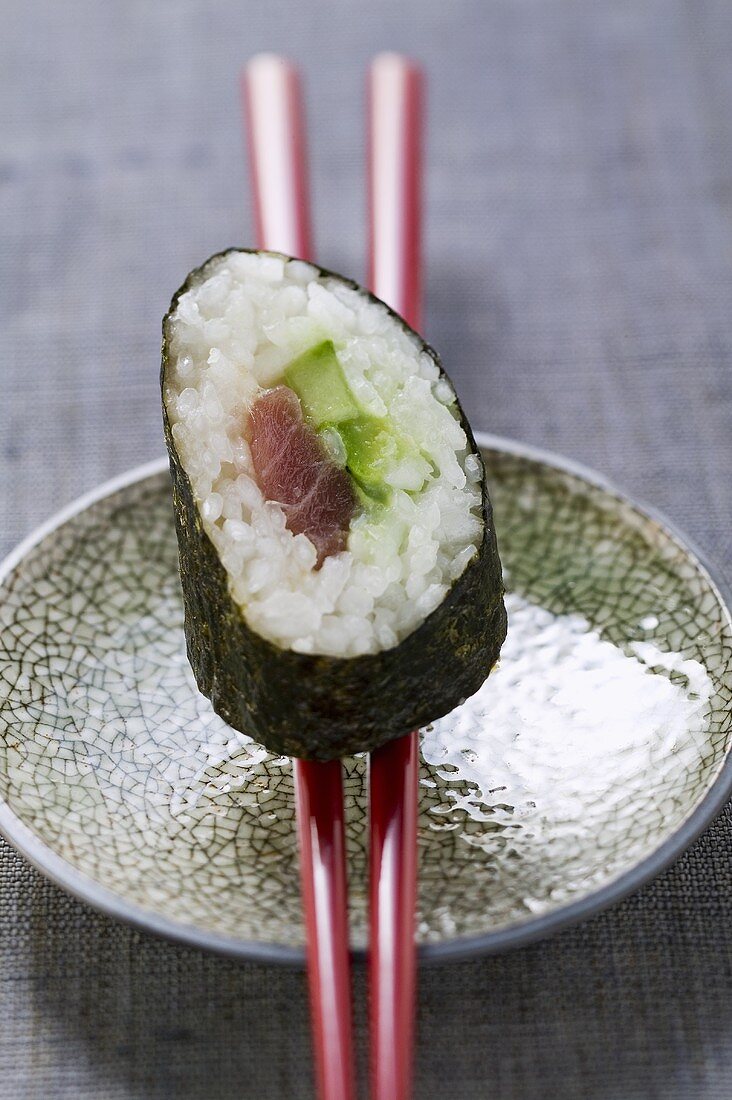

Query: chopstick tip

[245,52,297,79]
[370,51,423,80]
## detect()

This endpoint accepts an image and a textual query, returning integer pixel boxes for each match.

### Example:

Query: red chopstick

[243,54,311,258]
[243,55,355,1100]
[367,53,423,1100]
[293,758,354,1100]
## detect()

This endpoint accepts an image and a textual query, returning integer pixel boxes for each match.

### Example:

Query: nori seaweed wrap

[162,249,506,759]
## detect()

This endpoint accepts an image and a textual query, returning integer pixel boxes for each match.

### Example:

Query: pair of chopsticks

[243,53,422,1100]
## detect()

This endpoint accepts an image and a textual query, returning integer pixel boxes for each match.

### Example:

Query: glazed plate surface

[0,436,730,962]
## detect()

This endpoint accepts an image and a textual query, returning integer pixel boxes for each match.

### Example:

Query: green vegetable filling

[284,341,427,502]
[336,418,399,502]
[284,340,359,427]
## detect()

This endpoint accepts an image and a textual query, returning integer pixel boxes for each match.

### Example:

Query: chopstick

[293,758,354,1100]
[243,51,422,1100]
[243,54,356,1100]
[367,53,423,1100]
[243,53,311,258]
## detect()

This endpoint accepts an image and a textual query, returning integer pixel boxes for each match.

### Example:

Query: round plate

[0,435,730,964]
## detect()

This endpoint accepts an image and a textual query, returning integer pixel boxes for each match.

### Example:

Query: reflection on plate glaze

[420,593,712,919]
[146,587,714,939]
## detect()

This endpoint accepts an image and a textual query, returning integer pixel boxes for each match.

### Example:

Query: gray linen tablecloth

[2,0,732,1096]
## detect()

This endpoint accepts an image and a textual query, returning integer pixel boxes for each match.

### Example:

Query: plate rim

[0,435,731,966]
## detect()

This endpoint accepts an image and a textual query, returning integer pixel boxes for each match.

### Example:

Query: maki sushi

[162,249,506,759]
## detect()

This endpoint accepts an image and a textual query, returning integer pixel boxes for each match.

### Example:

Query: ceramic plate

[0,435,730,963]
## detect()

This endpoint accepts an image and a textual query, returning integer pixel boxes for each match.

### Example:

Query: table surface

[2,0,732,1096]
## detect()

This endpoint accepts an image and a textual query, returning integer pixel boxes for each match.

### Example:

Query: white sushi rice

[164,251,483,657]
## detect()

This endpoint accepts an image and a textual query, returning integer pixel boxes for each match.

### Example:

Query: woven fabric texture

[2,0,732,1096]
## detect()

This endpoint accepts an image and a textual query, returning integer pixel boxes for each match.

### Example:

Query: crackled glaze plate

[0,435,731,963]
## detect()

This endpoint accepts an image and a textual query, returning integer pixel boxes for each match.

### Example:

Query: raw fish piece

[249,386,356,565]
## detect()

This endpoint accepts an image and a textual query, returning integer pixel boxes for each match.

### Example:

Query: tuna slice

[248,385,357,566]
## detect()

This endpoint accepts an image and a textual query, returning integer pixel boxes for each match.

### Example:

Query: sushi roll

[162,249,506,760]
